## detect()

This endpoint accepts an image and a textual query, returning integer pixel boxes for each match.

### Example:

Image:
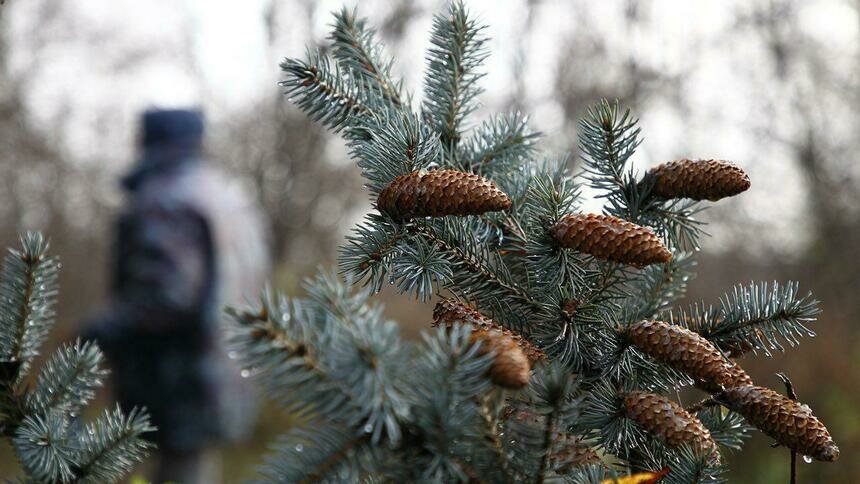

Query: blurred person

[84,109,269,483]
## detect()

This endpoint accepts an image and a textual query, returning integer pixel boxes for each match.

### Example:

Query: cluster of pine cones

[626,320,838,463]
[384,161,836,463]
[377,160,748,267]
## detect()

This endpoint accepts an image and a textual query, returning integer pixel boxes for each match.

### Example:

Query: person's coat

[87,132,269,452]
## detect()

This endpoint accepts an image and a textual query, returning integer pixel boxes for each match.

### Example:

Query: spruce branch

[422,0,489,153]
[389,237,453,302]
[280,51,371,132]
[580,381,647,458]
[697,406,753,451]
[637,198,707,251]
[530,290,611,371]
[339,215,405,294]
[658,445,726,484]
[263,426,374,484]
[302,270,377,328]
[412,222,541,315]
[228,284,409,445]
[461,111,540,176]
[522,164,586,292]
[0,234,154,482]
[342,215,539,313]
[625,253,696,321]
[330,8,405,109]
[410,325,496,482]
[327,309,410,444]
[530,364,583,483]
[226,292,356,420]
[71,406,155,483]
[564,464,614,483]
[348,108,442,195]
[0,232,59,380]
[579,100,642,208]
[26,340,108,417]
[674,281,820,356]
[13,411,76,483]
[497,407,545,481]
[474,390,516,481]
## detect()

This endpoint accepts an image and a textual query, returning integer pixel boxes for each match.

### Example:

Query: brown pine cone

[646,159,750,202]
[628,320,753,393]
[469,329,530,389]
[623,391,720,463]
[550,213,671,267]
[433,299,545,363]
[718,385,839,462]
[377,169,511,220]
[433,299,544,389]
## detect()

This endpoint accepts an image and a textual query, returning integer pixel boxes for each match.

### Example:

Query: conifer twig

[411,224,541,310]
[776,372,798,484]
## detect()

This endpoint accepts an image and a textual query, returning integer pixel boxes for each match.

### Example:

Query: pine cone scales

[646,159,750,201]
[551,214,671,267]
[624,391,720,462]
[433,299,544,389]
[433,299,545,363]
[718,385,839,462]
[378,169,512,220]
[628,320,753,393]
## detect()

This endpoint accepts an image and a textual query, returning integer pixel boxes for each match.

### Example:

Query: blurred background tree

[0,0,856,481]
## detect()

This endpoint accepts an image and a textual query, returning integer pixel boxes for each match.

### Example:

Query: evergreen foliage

[0,233,153,483]
[233,2,835,481]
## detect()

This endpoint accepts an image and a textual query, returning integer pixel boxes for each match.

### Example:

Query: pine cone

[469,329,530,389]
[433,299,545,363]
[433,299,545,389]
[718,385,839,461]
[646,159,750,202]
[623,391,720,463]
[377,169,511,220]
[551,214,671,267]
[628,320,753,393]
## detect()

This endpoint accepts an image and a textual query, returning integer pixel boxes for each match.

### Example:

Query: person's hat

[140,108,205,149]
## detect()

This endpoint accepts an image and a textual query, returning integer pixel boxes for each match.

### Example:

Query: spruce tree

[228,3,838,482]
[0,233,153,483]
